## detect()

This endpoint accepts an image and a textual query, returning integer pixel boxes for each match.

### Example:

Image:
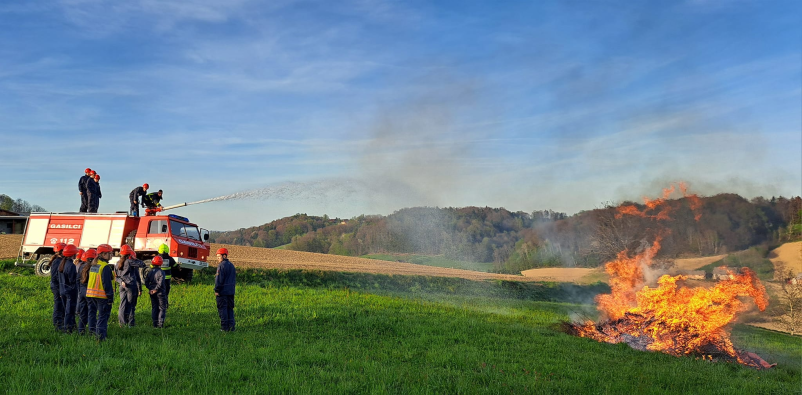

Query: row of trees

[209,194,802,274]
[0,194,46,214]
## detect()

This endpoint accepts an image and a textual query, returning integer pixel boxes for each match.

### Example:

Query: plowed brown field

[672,254,727,271]
[0,235,536,281]
[0,234,22,259]
[768,241,802,274]
[209,243,538,282]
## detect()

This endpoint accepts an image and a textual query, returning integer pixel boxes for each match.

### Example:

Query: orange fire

[572,184,772,368]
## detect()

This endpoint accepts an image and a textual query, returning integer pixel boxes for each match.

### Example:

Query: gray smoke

[188,178,367,206]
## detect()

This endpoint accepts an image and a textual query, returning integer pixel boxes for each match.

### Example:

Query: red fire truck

[15,208,210,281]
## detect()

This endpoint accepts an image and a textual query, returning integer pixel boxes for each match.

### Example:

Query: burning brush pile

[565,184,775,369]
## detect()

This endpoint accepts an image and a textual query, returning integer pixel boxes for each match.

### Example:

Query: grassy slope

[0,261,799,394]
[697,247,776,281]
[362,253,495,273]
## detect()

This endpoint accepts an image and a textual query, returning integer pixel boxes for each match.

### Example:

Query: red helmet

[85,168,92,173]
[97,244,113,254]
[84,249,98,259]
[89,170,96,176]
[76,249,85,261]
[54,242,67,252]
[143,183,149,189]
[120,245,134,256]
[62,245,79,257]
[216,248,229,255]
[151,256,164,266]
[94,174,100,181]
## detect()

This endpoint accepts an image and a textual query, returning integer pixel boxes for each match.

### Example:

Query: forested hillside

[0,194,46,213]
[210,194,801,273]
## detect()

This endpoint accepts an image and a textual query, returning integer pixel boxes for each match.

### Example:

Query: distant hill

[210,213,343,248]
[210,194,802,274]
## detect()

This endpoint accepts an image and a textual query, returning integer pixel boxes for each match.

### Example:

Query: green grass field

[362,253,495,273]
[0,260,799,394]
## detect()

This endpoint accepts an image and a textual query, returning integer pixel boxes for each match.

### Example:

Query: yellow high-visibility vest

[86,260,110,299]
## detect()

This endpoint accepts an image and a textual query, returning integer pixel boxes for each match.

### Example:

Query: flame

[615,182,701,221]
[572,184,771,368]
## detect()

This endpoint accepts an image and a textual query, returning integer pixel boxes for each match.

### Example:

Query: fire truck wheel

[35,255,54,277]
[139,266,152,283]
[174,267,194,283]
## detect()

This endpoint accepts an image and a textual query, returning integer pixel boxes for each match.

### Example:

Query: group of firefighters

[78,168,102,213]
[129,183,164,217]
[49,243,236,340]
[77,168,164,216]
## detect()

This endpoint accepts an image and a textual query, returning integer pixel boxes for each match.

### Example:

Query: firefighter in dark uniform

[116,245,144,327]
[78,168,92,212]
[50,243,66,331]
[157,243,177,305]
[75,248,93,335]
[87,174,102,213]
[214,248,236,332]
[145,256,167,328]
[129,184,149,217]
[58,245,79,333]
[84,244,114,340]
[143,190,164,210]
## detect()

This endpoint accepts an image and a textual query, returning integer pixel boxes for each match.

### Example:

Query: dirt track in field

[520,267,604,283]
[209,243,539,282]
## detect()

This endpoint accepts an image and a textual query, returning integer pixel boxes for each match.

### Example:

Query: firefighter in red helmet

[87,174,102,213]
[145,256,167,328]
[214,247,236,332]
[50,243,67,331]
[75,248,92,335]
[85,244,114,340]
[78,168,93,212]
[129,183,149,217]
[58,245,80,333]
[116,245,145,327]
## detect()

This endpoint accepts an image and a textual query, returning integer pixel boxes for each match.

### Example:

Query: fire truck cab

[16,212,211,280]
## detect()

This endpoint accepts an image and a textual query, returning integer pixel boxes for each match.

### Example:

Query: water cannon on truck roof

[144,202,188,216]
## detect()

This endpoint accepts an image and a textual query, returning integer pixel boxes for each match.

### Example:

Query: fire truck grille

[188,247,198,258]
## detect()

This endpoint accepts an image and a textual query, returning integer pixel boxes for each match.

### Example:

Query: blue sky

[1,0,799,230]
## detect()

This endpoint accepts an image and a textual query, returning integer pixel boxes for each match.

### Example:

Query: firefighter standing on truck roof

[129,184,149,217]
[78,168,93,213]
[58,245,79,333]
[116,245,144,327]
[75,249,92,335]
[214,248,236,332]
[87,174,102,213]
[157,243,177,306]
[143,190,164,211]
[83,244,115,340]
[145,256,167,328]
[50,243,67,332]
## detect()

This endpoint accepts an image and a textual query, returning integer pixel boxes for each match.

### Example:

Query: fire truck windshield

[170,220,201,241]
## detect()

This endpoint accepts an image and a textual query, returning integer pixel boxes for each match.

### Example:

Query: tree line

[0,194,47,214]
[209,194,802,274]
